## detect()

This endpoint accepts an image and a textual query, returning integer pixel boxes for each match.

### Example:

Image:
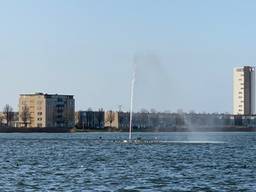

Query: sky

[1,0,256,113]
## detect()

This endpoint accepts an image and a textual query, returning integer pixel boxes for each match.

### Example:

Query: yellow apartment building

[19,93,75,128]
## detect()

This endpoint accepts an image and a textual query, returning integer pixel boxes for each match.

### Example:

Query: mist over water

[131,53,223,141]
[132,52,179,112]
[129,52,230,113]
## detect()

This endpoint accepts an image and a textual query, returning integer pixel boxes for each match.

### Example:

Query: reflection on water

[0,132,255,191]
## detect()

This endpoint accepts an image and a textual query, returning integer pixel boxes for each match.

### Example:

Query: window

[57,98,63,102]
[37,101,43,105]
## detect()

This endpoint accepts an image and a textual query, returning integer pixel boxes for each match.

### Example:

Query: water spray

[129,61,137,142]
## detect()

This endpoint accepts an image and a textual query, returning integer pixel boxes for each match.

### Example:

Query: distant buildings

[19,93,75,128]
[75,110,130,129]
[74,110,244,131]
[0,112,19,127]
[104,111,133,129]
[233,66,256,115]
[104,111,119,128]
[2,64,256,131]
[76,110,104,129]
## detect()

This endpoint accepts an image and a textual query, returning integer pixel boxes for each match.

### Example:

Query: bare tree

[20,105,31,128]
[3,104,14,127]
[138,111,149,129]
[140,108,149,113]
[105,111,115,128]
[87,107,93,112]
[150,108,157,114]
[177,109,184,114]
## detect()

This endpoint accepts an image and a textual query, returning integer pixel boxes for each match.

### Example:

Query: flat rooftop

[20,93,74,97]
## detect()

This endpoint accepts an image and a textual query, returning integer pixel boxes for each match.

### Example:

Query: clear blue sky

[1,0,256,113]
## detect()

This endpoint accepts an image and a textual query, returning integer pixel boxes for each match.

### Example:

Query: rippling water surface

[0,132,255,191]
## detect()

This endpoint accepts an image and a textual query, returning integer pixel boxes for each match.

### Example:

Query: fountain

[120,54,225,145]
[126,58,163,144]
[128,63,136,142]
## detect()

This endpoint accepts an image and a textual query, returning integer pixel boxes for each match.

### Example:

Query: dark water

[0,132,255,192]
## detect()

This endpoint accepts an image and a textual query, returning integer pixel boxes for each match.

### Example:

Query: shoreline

[0,127,72,133]
[0,126,256,133]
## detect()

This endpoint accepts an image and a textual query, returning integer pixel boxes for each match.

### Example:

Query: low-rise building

[0,112,19,127]
[104,111,119,128]
[76,110,105,129]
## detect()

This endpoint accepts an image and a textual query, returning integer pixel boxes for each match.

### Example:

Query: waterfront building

[76,110,129,129]
[104,111,119,128]
[0,112,5,126]
[0,112,19,127]
[233,66,256,115]
[11,112,19,127]
[76,110,104,129]
[117,112,130,130]
[18,93,75,128]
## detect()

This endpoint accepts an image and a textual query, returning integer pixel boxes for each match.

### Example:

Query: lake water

[0,132,255,191]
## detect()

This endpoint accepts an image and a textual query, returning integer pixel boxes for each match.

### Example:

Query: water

[0,132,255,191]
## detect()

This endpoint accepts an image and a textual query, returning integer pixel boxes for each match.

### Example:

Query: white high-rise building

[233,66,256,115]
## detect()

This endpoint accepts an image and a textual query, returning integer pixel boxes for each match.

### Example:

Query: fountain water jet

[129,64,136,142]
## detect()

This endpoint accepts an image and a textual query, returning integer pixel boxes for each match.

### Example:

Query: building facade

[76,110,104,129]
[0,112,19,127]
[104,111,119,128]
[19,93,75,128]
[233,66,256,115]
